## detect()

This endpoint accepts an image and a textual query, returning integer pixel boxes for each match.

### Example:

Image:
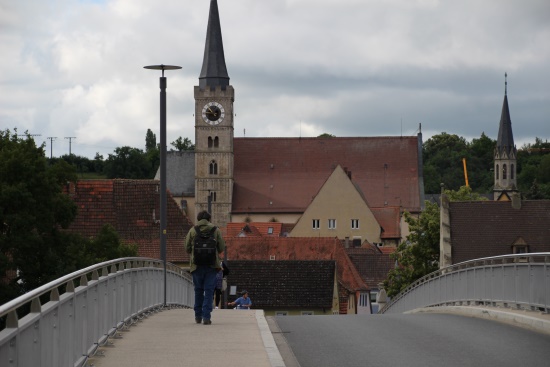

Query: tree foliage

[383,201,440,298]
[170,136,195,151]
[103,146,152,179]
[0,129,137,304]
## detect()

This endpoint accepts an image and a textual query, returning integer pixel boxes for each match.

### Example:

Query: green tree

[0,129,79,298]
[423,133,469,193]
[0,130,139,304]
[103,146,152,179]
[86,224,138,263]
[466,132,495,193]
[384,201,440,297]
[145,129,157,152]
[170,136,195,151]
[317,133,335,138]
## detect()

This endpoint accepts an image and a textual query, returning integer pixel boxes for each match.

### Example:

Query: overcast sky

[1,0,549,159]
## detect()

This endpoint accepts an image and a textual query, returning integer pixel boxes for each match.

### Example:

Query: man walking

[185,210,225,325]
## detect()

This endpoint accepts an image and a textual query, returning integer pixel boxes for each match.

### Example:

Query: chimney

[511,193,522,209]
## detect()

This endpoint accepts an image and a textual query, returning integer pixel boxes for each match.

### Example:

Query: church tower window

[209,160,218,175]
[214,136,219,147]
[503,164,507,180]
[208,136,213,148]
[496,164,499,180]
[511,164,514,179]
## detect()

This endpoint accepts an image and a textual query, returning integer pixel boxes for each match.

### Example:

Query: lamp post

[144,64,181,306]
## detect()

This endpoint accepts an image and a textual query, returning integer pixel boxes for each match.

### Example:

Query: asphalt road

[273,313,550,367]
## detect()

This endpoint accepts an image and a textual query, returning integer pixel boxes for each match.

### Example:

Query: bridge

[1,254,549,366]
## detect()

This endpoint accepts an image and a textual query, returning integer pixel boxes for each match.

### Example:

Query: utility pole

[47,137,57,159]
[64,137,76,155]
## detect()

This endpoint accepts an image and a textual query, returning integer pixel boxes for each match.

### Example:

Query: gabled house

[224,236,370,314]
[65,179,193,265]
[345,247,395,313]
[289,165,384,246]
[226,260,338,316]
[440,198,550,267]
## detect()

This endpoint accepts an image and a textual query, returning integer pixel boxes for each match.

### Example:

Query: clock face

[202,102,225,125]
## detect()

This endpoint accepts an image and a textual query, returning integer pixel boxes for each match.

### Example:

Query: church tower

[194,0,234,226]
[493,73,518,200]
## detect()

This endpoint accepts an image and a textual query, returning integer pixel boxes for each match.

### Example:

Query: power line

[46,137,57,159]
[64,136,77,155]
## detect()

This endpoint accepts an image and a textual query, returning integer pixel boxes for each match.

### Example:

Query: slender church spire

[496,72,515,156]
[199,0,230,90]
[493,73,518,200]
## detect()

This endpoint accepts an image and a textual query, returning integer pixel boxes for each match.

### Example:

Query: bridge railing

[0,258,193,367]
[379,253,550,314]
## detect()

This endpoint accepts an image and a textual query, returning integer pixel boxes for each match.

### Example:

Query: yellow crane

[462,158,469,187]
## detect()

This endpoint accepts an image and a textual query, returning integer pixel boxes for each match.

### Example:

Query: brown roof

[346,248,395,289]
[226,260,335,309]
[224,237,368,293]
[66,179,193,263]
[450,200,550,264]
[233,136,422,214]
[371,207,401,239]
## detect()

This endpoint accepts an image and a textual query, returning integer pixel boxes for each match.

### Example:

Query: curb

[407,306,550,335]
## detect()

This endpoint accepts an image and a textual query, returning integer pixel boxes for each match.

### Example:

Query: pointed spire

[505,72,507,95]
[199,0,230,90]
[496,73,515,156]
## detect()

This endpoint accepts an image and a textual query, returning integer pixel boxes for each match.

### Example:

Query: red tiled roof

[224,237,368,293]
[233,136,422,214]
[371,207,401,239]
[66,179,193,263]
[449,200,550,264]
[224,222,284,237]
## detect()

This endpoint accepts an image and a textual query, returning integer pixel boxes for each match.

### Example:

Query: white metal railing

[0,258,194,367]
[379,253,550,314]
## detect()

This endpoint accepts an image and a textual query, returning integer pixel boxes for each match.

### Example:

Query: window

[351,219,359,229]
[496,164,499,179]
[359,293,369,307]
[209,160,218,175]
[209,191,217,202]
[312,219,320,229]
[267,227,274,234]
[208,136,219,148]
[513,245,528,254]
[328,219,336,229]
[503,164,507,179]
[275,311,288,316]
[301,311,314,316]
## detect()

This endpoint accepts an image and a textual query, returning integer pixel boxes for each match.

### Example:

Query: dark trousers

[192,265,217,320]
[214,288,222,308]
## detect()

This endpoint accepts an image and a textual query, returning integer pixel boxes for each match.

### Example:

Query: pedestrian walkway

[88,308,285,367]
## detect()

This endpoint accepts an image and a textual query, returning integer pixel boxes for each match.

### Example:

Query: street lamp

[144,64,181,307]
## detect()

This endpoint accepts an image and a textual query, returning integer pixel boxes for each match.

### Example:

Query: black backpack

[193,225,218,266]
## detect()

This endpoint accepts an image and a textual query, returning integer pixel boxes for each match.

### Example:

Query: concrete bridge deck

[88,308,286,367]
[87,306,550,367]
